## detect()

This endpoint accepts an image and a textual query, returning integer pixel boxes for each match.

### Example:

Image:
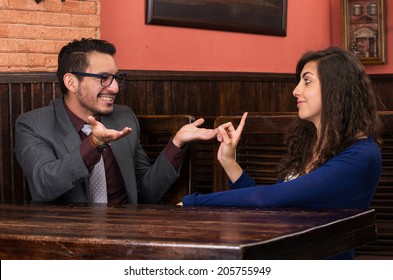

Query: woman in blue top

[182,47,383,258]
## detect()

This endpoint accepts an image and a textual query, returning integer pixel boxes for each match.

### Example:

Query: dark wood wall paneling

[0,73,62,203]
[119,70,299,117]
[1,71,392,203]
[1,71,392,259]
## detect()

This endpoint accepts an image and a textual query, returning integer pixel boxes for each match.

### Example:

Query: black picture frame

[146,0,287,36]
[342,0,386,65]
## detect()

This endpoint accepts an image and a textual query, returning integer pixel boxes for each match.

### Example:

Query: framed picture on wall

[146,0,287,36]
[342,0,386,65]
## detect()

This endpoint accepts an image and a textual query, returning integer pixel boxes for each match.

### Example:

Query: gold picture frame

[342,0,386,65]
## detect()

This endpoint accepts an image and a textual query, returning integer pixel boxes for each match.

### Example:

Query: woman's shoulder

[348,136,379,153]
[336,136,381,163]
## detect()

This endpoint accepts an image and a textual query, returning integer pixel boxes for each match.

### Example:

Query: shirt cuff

[165,137,188,170]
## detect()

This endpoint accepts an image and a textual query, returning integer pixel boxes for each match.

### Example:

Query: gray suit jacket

[14,98,179,204]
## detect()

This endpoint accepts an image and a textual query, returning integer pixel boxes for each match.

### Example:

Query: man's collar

[63,101,87,132]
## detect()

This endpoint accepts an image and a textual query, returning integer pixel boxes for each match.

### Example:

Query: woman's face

[293,61,322,130]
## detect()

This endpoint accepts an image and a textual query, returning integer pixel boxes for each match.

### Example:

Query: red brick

[0,0,9,9]
[45,54,58,68]
[0,10,13,23]
[0,0,100,71]
[22,39,55,53]
[7,25,27,38]
[70,14,99,28]
[0,53,10,67]
[68,27,98,40]
[62,1,97,15]
[42,0,63,12]
[43,13,71,27]
[0,38,19,52]
[8,0,44,11]
[0,24,9,37]
[7,53,27,66]
[54,40,71,53]
[27,53,46,67]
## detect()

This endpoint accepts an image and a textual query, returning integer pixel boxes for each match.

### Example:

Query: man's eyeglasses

[71,71,127,87]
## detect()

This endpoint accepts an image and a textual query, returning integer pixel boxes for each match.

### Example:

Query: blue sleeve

[183,138,381,209]
[227,171,256,189]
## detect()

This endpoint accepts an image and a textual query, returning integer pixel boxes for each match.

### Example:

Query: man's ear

[63,73,79,93]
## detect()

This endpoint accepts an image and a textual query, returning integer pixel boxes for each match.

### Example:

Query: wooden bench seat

[213,114,297,191]
[212,112,393,259]
[356,112,393,258]
[137,114,195,204]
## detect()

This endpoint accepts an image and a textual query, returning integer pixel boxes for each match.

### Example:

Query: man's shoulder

[112,104,136,117]
[113,103,132,111]
[17,98,60,119]
[108,104,139,130]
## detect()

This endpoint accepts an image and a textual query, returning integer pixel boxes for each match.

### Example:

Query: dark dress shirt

[64,104,186,204]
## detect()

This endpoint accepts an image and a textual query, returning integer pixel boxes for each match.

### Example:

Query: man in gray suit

[15,38,217,204]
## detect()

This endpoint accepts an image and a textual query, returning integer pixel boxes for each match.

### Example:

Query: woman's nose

[293,84,300,97]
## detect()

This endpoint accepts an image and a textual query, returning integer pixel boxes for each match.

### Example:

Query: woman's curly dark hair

[277,47,383,180]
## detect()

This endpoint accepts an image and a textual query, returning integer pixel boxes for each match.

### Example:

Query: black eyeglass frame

[71,71,127,87]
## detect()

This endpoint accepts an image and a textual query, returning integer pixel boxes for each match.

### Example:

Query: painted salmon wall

[101,0,392,74]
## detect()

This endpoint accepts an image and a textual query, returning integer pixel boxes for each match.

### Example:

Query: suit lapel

[52,101,138,203]
[52,98,81,153]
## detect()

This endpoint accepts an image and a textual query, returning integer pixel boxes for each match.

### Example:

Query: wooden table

[0,203,376,259]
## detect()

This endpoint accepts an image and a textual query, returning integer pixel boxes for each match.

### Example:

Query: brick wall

[0,0,100,72]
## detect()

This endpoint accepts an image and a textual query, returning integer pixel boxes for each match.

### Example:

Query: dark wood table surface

[0,203,376,260]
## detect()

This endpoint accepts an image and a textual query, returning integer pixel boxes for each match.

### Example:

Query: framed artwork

[342,0,386,65]
[146,0,287,36]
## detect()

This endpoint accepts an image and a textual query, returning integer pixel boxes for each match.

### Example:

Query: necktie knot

[81,123,107,203]
[81,124,92,136]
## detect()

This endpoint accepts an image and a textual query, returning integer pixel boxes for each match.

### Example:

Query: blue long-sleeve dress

[182,137,382,259]
[183,137,381,208]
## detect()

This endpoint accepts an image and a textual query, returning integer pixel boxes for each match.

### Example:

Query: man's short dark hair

[56,38,116,94]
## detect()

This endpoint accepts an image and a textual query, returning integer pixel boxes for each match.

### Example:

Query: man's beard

[77,89,114,116]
